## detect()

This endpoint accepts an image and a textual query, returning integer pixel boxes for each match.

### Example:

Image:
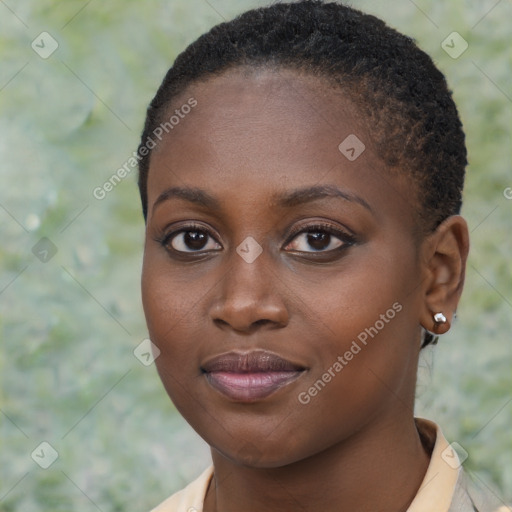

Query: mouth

[201,350,306,402]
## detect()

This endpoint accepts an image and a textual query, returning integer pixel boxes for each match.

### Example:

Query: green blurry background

[1,0,510,510]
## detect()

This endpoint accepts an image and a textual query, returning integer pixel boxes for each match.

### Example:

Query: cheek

[299,302,416,417]
[286,254,420,421]
[141,254,204,407]
[259,293,419,464]
[141,247,211,340]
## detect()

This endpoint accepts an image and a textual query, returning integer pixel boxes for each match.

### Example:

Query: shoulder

[413,418,510,512]
[150,466,214,512]
[450,469,511,512]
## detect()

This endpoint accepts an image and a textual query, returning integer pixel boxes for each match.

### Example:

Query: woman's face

[141,68,427,467]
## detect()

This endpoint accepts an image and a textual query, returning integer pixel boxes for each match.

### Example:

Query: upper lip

[201,350,306,373]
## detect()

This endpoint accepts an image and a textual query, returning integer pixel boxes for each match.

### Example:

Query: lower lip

[205,371,303,402]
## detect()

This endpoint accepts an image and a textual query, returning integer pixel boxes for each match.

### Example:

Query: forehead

[146,68,416,228]
[153,67,366,160]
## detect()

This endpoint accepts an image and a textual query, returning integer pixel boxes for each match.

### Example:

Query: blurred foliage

[1,0,510,510]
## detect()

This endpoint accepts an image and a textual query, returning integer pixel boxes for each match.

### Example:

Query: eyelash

[155,222,356,257]
[284,223,356,253]
[154,222,215,253]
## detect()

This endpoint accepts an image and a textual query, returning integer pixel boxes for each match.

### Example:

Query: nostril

[212,317,273,332]
[253,319,271,326]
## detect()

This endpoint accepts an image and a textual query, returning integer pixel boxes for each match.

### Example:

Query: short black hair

[137,0,467,347]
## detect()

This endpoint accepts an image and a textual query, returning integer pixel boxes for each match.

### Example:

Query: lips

[201,350,306,402]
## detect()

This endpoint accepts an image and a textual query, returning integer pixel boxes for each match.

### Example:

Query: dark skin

[141,68,469,512]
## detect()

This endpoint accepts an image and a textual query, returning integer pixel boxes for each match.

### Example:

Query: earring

[433,312,447,324]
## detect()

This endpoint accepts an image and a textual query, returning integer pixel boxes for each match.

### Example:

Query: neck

[203,412,431,512]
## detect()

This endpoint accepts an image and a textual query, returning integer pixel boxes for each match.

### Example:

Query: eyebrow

[152,184,373,215]
[275,184,373,213]
[152,186,220,214]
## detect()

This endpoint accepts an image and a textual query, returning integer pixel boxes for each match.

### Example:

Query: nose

[209,248,289,333]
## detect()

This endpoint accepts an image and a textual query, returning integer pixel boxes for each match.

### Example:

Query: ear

[419,215,470,335]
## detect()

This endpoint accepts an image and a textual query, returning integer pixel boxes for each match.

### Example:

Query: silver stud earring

[433,312,447,324]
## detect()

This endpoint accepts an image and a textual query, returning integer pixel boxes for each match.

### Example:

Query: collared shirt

[151,418,510,512]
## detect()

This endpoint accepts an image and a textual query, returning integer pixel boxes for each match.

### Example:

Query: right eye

[160,225,222,254]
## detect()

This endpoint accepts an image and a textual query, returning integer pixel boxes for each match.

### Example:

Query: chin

[209,434,314,470]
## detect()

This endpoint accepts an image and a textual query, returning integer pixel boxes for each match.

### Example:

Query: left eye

[285,229,346,252]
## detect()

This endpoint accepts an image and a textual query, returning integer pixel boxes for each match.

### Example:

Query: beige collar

[152,418,461,512]
[406,417,460,512]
